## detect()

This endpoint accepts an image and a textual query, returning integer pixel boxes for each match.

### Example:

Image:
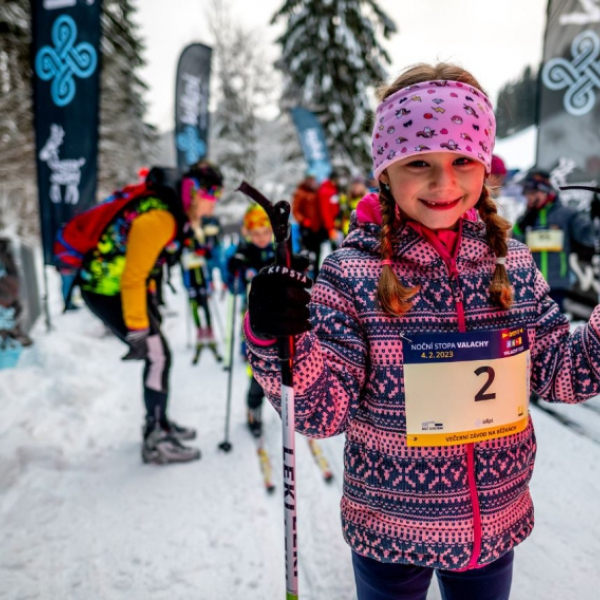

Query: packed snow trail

[1,272,600,599]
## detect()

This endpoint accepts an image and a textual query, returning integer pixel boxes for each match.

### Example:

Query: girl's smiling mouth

[418,197,462,210]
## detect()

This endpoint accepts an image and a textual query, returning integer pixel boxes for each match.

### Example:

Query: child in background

[338,176,369,237]
[180,162,224,358]
[245,62,600,599]
[225,204,275,437]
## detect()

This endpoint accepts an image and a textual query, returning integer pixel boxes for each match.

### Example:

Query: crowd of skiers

[12,134,598,470]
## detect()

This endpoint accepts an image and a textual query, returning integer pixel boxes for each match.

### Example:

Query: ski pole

[218,275,238,452]
[208,293,226,341]
[184,295,193,349]
[237,181,299,600]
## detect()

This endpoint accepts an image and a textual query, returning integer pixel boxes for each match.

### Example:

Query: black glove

[122,328,149,360]
[228,252,247,276]
[248,255,313,339]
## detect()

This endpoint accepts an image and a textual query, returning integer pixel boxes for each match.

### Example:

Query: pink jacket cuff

[243,312,277,347]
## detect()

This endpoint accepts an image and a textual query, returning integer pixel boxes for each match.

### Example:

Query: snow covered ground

[1,270,600,599]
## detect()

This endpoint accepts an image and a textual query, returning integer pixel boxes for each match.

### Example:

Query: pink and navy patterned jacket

[246,197,600,570]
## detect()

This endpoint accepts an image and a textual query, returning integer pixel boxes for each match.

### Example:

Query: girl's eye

[454,157,474,166]
[406,160,428,168]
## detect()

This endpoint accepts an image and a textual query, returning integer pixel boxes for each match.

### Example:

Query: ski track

[1,272,599,599]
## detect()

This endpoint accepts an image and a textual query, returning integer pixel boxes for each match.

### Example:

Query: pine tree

[271,0,397,171]
[0,0,38,240]
[208,0,274,202]
[496,65,538,139]
[98,0,157,195]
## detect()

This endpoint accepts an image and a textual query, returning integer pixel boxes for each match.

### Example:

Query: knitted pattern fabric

[246,214,600,570]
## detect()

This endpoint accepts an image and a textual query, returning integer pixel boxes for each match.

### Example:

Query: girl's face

[380,152,485,230]
[247,226,273,249]
[187,196,216,222]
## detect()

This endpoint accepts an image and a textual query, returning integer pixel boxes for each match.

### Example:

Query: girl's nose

[430,163,456,188]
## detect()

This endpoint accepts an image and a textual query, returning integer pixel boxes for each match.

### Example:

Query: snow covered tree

[271,0,397,171]
[496,65,538,139]
[207,0,274,203]
[98,0,157,195]
[0,0,38,241]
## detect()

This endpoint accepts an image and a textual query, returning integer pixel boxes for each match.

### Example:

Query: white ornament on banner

[542,29,600,116]
[38,124,85,205]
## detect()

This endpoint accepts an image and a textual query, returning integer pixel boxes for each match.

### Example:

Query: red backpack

[53,182,152,271]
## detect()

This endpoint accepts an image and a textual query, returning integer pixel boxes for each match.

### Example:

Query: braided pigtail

[377,192,420,316]
[476,186,513,310]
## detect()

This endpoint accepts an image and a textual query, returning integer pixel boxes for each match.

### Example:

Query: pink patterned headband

[371,80,496,179]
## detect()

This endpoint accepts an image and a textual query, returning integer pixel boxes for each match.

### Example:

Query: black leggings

[82,290,172,429]
[186,286,212,329]
[247,375,264,410]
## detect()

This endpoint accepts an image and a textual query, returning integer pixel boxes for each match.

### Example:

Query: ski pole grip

[272,201,292,268]
[236,182,295,361]
[272,201,295,362]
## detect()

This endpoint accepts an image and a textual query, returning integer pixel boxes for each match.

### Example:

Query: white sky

[133,0,549,133]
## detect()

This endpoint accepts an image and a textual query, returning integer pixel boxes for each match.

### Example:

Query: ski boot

[142,426,201,464]
[247,407,263,438]
[192,327,205,365]
[166,420,197,441]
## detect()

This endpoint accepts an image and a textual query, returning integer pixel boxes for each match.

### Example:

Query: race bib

[526,229,564,252]
[182,250,206,270]
[203,224,220,237]
[403,327,530,447]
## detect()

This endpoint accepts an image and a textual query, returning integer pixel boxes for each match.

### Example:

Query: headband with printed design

[371,80,496,178]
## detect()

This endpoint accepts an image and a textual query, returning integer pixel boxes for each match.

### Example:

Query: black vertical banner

[538,0,600,182]
[175,43,212,171]
[32,0,102,265]
[538,1,600,317]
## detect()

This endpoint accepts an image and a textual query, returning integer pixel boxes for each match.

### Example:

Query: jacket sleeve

[569,210,595,248]
[292,189,307,225]
[318,185,338,233]
[246,253,368,438]
[121,209,176,330]
[530,261,600,402]
[222,243,240,292]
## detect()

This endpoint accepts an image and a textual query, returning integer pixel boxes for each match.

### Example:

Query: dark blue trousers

[352,550,514,600]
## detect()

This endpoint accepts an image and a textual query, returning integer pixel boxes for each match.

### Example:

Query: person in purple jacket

[243,62,600,600]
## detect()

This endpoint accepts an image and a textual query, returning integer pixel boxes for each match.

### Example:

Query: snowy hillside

[1,270,600,599]
[494,126,537,172]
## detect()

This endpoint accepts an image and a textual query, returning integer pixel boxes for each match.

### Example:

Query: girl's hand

[248,255,313,339]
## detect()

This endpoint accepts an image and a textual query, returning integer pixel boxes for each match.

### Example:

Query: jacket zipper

[448,267,482,569]
[417,223,482,568]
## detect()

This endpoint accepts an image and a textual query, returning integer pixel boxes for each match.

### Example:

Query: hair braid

[477,186,513,309]
[377,192,420,316]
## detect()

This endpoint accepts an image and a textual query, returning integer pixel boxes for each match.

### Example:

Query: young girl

[244,63,600,600]
[224,204,276,436]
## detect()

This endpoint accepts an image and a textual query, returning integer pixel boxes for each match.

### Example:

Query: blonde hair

[376,63,513,317]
